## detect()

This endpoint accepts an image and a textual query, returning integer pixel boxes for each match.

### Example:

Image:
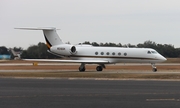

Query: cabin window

[124,53,127,56]
[106,52,110,55]
[112,52,115,55]
[95,52,98,55]
[101,52,104,55]
[118,52,121,56]
[147,51,151,54]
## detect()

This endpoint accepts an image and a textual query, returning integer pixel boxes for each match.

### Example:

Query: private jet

[15,27,167,72]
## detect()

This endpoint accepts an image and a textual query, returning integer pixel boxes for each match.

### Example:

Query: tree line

[82,41,180,58]
[2,40,180,59]
[21,42,59,59]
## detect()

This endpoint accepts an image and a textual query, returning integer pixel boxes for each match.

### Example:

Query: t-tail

[15,27,63,49]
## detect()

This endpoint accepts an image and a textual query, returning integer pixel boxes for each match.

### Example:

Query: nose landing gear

[151,63,157,72]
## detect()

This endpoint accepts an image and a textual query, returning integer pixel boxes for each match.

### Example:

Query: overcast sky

[1,0,180,49]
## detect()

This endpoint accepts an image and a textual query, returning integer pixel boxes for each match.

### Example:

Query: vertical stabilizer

[15,27,63,49]
[42,28,63,49]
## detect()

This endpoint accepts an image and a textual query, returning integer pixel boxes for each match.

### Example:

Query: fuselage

[50,44,167,64]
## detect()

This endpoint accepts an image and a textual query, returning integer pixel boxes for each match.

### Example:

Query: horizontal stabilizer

[15,27,63,47]
[15,27,59,30]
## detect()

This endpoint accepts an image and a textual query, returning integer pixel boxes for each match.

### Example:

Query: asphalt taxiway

[0,78,180,108]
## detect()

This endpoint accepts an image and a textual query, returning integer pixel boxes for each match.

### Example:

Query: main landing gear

[79,63,86,72]
[96,66,103,71]
[79,63,105,72]
[151,63,157,72]
[96,64,105,71]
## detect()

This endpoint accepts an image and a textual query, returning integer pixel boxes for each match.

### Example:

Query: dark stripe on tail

[44,34,52,49]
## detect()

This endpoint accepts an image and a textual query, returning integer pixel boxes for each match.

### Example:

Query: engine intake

[70,46,76,54]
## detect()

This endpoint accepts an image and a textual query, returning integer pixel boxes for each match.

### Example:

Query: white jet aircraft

[16,27,167,72]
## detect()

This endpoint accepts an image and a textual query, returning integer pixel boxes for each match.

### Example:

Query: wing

[23,59,109,64]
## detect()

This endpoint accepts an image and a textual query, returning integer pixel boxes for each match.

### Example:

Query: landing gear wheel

[152,68,157,72]
[79,67,85,72]
[79,63,85,72]
[96,66,103,71]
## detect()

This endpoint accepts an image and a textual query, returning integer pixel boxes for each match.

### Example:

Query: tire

[79,67,85,72]
[96,66,103,71]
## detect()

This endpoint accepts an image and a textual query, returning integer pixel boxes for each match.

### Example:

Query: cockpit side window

[147,51,151,54]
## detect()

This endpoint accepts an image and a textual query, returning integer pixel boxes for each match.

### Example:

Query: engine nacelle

[50,44,77,56]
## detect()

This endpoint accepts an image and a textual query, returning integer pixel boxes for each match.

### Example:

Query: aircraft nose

[162,56,167,61]
[159,55,167,61]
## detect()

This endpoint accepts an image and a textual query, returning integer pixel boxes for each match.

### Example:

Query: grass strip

[0,72,180,79]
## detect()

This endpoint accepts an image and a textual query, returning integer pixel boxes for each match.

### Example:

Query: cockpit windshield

[151,51,157,54]
[147,50,157,54]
